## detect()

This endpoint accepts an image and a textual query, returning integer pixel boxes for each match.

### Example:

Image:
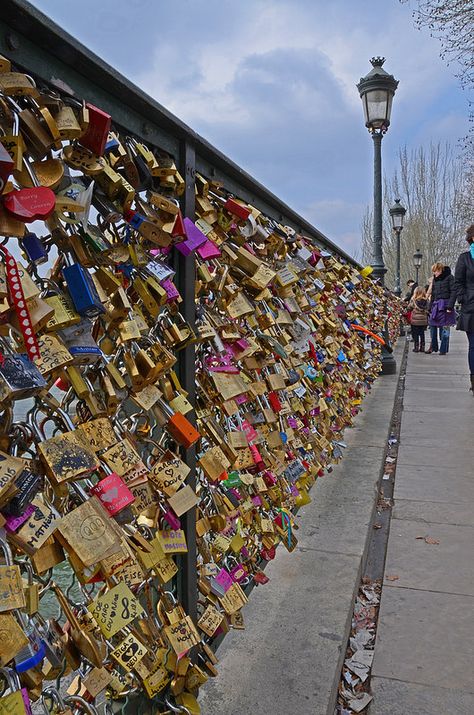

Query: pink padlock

[196,238,221,260]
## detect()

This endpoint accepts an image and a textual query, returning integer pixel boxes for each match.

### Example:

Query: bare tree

[402,0,474,90]
[402,0,474,197]
[361,142,468,290]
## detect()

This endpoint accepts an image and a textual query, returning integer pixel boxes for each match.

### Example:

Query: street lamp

[413,248,423,285]
[357,57,399,375]
[357,57,399,283]
[389,198,407,297]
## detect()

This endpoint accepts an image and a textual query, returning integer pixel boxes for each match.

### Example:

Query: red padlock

[79,103,111,156]
[3,185,55,222]
[267,391,282,413]
[224,198,251,221]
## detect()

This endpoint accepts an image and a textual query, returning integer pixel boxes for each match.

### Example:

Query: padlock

[3,96,54,160]
[33,613,64,670]
[0,69,38,96]
[2,443,42,517]
[89,465,135,517]
[79,102,111,156]
[0,666,33,714]
[0,110,15,190]
[21,232,48,265]
[57,318,102,364]
[0,338,46,401]
[42,279,81,332]
[62,251,106,318]
[154,398,200,449]
[52,99,84,140]
[176,218,208,256]
[3,157,56,223]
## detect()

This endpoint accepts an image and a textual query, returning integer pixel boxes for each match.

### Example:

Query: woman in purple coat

[426,262,456,355]
[452,225,474,393]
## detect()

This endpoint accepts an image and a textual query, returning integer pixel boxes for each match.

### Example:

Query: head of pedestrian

[466,224,474,258]
[406,279,415,287]
[412,286,426,300]
[431,262,444,278]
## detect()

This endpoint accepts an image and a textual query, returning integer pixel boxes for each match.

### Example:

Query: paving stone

[372,587,474,691]
[393,499,474,527]
[383,518,474,596]
[370,677,474,714]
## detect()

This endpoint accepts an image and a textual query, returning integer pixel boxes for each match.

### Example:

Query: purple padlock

[161,278,180,303]
[230,563,248,584]
[175,218,208,256]
[214,567,234,593]
[4,504,35,532]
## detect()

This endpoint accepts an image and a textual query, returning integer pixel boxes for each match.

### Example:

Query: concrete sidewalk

[200,340,405,715]
[371,330,474,714]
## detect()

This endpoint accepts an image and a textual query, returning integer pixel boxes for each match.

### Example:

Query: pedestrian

[452,225,474,393]
[403,279,418,341]
[404,279,417,302]
[408,286,429,353]
[426,262,456,355]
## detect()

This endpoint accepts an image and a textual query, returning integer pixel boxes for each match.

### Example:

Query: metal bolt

[5,32,19,51]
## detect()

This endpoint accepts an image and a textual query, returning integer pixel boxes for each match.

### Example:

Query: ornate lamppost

[413,248,423,285]
[389,198,407,297]
[357,57,399,374]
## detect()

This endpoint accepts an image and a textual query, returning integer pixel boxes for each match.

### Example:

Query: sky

[29,0,470,258]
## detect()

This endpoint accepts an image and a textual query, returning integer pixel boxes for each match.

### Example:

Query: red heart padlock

[3,186,56,222]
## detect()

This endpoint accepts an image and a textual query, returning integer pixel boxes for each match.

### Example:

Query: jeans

[468,332,474,375]
[430,326,450,353]
[411,325,426,349]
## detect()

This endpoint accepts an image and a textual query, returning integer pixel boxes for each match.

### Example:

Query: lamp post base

[380,318,397,375]
[380,348,397,374]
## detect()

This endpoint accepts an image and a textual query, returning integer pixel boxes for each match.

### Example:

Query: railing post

[176,139,197,622]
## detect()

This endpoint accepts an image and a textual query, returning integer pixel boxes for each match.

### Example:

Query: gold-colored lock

[53,103,83,139]
[0,71,39,97]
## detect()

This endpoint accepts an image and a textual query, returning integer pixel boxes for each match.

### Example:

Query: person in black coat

[426,263,456,354]
[452,225,474,392]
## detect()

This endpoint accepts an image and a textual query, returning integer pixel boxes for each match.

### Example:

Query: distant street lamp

[389,198,407,297]
[357,57,399,284]
[413,248,423,285]
[357,57,399,375]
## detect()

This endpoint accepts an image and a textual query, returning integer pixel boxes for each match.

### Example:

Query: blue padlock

[22,232,48,265]
[63,257,105,318]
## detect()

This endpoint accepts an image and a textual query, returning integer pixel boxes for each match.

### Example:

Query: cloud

[30,0,470,254]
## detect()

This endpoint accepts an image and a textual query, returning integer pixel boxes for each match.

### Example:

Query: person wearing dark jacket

[404,279,417,302]
[452,225,474,393]
[427,262,456,354]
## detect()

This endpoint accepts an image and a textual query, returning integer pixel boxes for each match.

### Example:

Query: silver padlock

[0,666,32,713]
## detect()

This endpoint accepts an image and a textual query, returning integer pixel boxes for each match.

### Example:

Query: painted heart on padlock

[100,487,119,503]
[3,186,56,222]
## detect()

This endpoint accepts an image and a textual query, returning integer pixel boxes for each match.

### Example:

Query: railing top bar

[0,0,360,267]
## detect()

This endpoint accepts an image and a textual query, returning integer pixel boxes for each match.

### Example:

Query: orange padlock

[155,397,200,448]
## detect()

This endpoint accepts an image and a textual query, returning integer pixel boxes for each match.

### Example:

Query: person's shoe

[470,375,474,393]
[425,347,433,353]
[420,346,426,353]
[439,352,447,355]
[413,347,419,353]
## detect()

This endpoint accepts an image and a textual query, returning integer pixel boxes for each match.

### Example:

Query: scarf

[470,243,474,259]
